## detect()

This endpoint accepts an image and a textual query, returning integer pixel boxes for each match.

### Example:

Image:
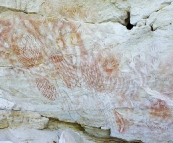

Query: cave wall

[0,0,173,143]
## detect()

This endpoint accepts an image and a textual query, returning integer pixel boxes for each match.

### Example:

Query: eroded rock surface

[0,0,173,143]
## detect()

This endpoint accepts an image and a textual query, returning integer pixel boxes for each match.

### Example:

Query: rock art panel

[36,77,57,100]
[0,1,173,143]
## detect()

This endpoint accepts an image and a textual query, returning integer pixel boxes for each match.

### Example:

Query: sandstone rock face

[59,129,84,143]
[0,0,173,143]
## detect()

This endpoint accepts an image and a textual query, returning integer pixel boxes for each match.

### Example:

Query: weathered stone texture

[0,0,173,143]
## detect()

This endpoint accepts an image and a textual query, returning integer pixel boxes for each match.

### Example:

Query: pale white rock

[0,123,97,143]
[39,0,129,24]
[0,0,44,13]
[0,142,13,143]
[4,127,59,143]
[0,0,172,143]
[129,0,173,24]
[146,2,173,30]
[0,98,15,110]
[59,129,84,143]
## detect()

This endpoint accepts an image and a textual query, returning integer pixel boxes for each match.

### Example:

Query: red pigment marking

[149,99,171,120]
[35,78,57,100]
[0,21,12,38]
[21,16,44,43]
[50,52,63,63]
[81,50,120,92]
[12,45,43,68]
[114,110,129,133]
[50,52,81,88]
[0,20,12,59]
[49,20,87,89]
[10,14,122,93]
[10,14,86,89]
[11,15,44,68]
[97,52,119,76]
[56,19,87,55]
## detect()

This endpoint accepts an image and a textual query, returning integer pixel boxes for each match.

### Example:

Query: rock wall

[0,0,173,143]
